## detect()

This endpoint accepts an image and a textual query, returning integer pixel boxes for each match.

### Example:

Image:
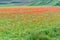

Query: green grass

[0,12,60,40]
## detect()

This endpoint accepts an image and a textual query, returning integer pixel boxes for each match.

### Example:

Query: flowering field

[0,7,60,40]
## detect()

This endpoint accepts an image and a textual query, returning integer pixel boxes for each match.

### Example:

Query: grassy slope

[0,7,60,40]
[28,0,60,6]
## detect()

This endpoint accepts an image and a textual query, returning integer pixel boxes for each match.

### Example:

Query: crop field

[0,0,60,6]
[0,7,60,40]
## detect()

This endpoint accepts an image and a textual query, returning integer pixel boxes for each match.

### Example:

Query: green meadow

[0,9,60,40]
